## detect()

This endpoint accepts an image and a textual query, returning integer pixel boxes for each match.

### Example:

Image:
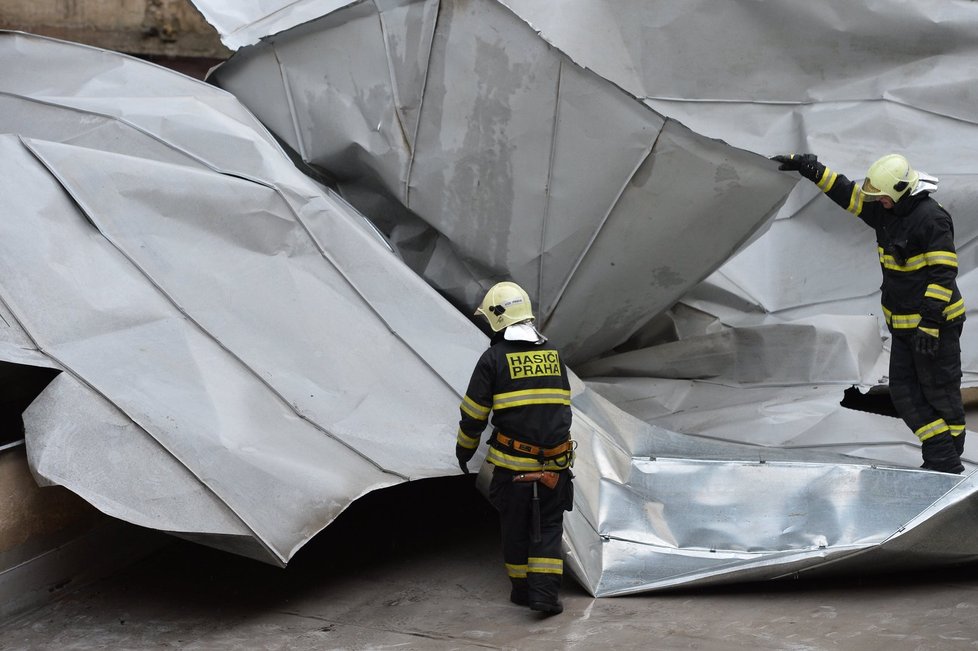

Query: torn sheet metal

[561,380,978,595]
[8,5,978,598]
[194,0,978,593]
[0,30,487,565]
[206,0,796,364]
[471,0,978,467]
[494,0,978,378]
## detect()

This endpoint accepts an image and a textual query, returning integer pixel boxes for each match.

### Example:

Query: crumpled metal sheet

[0,30,486,565]
[206,0,796,364]
[483,0,978,473]
[9,0,978,598]
[496,0,978,378]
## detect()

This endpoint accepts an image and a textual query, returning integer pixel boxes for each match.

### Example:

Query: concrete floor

[2,476,978,651]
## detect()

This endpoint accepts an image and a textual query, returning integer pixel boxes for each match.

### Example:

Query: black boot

[509,578,529,607]
[953,431,967,457]
[920,432,965,474]
[530,599,563,616]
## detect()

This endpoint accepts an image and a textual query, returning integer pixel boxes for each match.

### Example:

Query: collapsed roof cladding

[4,0,978,596]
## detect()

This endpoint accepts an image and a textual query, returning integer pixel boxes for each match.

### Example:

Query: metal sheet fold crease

[6,0,978,597]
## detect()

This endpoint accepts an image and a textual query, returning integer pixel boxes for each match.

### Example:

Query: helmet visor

[860,178,884,201]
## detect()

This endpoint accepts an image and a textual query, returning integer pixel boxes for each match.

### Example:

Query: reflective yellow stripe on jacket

[486,446,573,472]
[883,299,965,329]
[460,394,490,421]
[877,248,958,272]
[925,284,953,302]
[456,428,480,450]
[492,388,571,411]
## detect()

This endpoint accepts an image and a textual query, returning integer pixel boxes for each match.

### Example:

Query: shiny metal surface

[6,0,978,598]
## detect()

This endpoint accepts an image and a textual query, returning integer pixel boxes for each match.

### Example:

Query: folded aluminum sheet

[483,0,978,474]
[0,31,487,565]
[207,0,796,364]
[496,0,978,379]
[8,0,978,597]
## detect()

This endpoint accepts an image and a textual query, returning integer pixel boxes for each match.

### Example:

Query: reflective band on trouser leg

[528,557,563,575]
[526,472,567,607]
[505,563,527,579]
[915,418,949,442]
[888,335,940,442]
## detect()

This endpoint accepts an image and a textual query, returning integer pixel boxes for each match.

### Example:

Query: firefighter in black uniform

[773,153,966,473]
[456,281,574,615]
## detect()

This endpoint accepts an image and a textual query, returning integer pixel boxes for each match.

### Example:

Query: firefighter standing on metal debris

[455,281,574,615]
[773,152,966,473]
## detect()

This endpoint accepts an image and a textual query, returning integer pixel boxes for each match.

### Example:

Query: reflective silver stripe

[877,250,957,272]
[925,284,953,302]
[878,249,927,272]
[486,447,571,471]
[883,302,964,326]
[847,186,863,214]
[818,167,837,191]
[944,299,966,320]
[505,563,527,578]
[924,250,958,268]
[885,308,921,329]
[528,556,563,575]
[460,395,490,420]
[493,388,571,410]
[915,418,948,442]
[456,428,480,450]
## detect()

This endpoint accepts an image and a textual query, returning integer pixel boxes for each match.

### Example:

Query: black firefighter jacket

[456,336,572,472]
[814,164,965,337]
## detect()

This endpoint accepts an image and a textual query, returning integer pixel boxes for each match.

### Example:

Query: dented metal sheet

[7,0,978,599]
[207,0,796,364]
[0,31,485,565]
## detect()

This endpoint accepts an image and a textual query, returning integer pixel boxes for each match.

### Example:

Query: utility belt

[491,431,574,470]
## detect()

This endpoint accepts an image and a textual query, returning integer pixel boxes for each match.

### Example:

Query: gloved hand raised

[913,328,940,357]
[771,153,823,183]
[456,444,474,475]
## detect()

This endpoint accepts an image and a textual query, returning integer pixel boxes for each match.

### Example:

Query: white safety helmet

[861,154,919,203]
[475,281,534,332]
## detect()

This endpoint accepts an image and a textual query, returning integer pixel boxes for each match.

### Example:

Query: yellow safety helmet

[475,281,535,332]
[861,154,919,203]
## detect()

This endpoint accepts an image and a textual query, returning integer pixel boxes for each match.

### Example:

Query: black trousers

[488,466,573,606]
[889,324,966,466]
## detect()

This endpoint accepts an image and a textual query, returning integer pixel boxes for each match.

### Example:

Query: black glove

[771,153,823,182]
[456,444,474,475]
[912,328,940,357]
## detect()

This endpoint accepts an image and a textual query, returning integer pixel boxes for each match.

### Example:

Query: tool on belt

[513,471,560,543]
[513,471,559,489]
[495,432,574,468]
